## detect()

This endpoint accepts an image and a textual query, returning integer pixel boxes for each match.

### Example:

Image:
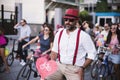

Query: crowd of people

[0,8,120,80]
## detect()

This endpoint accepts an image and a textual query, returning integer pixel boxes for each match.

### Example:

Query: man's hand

[49,51,57,60]
[18,38,23,42]
[75,68,84,80]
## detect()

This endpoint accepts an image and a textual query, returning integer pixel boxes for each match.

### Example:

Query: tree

[95,0,109,12]
[79,10,92,22]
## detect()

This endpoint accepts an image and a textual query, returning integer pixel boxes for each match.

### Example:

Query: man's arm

[14,23,20,29]
[82,33,96,69]
[82,58,93,69]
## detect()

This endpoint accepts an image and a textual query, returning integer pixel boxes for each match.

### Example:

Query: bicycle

[6,38,18,66]
[91,46,107,80]
[91,46,117,80]
[98,45,120,80]
[98,47,115,80]
[16,49,40,80]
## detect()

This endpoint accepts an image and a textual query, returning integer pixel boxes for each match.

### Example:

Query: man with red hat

[45,8,96,80]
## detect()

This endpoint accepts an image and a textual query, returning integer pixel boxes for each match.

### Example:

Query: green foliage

[95,0,109,12]
[79,10,92,22]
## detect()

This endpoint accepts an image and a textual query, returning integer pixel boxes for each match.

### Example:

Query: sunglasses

[64,18,74,22]
[20,21,24,24]
[44,29,49,31]
[104,26,108,27]
[111,28,116,30]
[82,23,86,26]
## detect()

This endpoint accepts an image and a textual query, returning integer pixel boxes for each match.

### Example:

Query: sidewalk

[0,59,40,80]
[0,38,39,80]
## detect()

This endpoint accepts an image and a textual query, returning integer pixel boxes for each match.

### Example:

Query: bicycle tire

[108,62,114,74]
[6,52,14,66]
[16,63,31,80]
[108,62,115,80]
[90,61,97,78]
[90,60,101,80]
[98,64,106,80]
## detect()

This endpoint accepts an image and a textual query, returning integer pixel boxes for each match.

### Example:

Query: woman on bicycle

[0,27,9,72]
[105,23,120,80]
[23,23,54,59]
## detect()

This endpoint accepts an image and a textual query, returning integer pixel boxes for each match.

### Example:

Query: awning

[96,12,120,16]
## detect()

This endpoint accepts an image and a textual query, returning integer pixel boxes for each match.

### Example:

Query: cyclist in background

[22,24,54,60]
[105,23,120,80]
[82,21,95,42]
[14,19,31,66]
[101,23,110,42]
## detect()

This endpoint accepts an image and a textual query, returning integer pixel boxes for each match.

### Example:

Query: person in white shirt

[100,23,110,41]
[14,19,31,66]
[45,8,96,80]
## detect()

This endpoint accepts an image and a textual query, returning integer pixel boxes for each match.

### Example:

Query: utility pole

[1,4,4,28]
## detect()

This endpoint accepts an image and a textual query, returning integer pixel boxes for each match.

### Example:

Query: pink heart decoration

[36,57,58,80]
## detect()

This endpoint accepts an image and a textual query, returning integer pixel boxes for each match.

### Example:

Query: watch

[80,66,85,70]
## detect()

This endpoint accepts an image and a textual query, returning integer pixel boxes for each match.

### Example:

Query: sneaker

[20,60,24,65]
[21,62,26,66]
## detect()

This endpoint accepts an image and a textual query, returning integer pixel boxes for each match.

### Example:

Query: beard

[65,24,76,31]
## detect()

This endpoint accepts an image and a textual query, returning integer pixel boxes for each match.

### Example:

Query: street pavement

[0,36,93,80]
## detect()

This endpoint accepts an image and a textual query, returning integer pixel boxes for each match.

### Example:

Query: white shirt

[15,25,31,42]
[101,30,109,39]
[52,28,96,66]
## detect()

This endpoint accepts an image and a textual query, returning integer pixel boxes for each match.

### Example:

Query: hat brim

[63,16,78,20]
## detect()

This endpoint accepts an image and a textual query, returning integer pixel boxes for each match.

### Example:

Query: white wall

[0,0,15,10]
[22,0,45,24]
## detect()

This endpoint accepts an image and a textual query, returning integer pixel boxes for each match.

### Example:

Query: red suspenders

[58,29,64,62]
[58,29,81,65]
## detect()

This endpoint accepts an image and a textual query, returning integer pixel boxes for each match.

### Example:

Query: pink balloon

[36,57,58,80]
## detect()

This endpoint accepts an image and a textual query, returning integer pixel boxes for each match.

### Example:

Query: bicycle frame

[16,49,40,80]
[98,47,114,80]
[91,46,112,80]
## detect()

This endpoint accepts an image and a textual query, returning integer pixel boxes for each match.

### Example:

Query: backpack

[4,36,9,46]
[0,35,9,46]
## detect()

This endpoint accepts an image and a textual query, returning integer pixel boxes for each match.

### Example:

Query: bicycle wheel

[98,64,106,80]
[108,62,115,80]
[108,62,114,74]
[6,52,14,66]
[16,63,31,80]
[91,60,99,79]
